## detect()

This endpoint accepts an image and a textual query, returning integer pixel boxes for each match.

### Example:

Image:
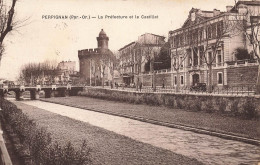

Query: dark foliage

[0,98,91,165]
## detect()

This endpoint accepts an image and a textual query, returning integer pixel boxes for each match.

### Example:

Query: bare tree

[100,49,115,87]
[0,0,16,63]
[135,42,162,91]
[234,8,260,93]
[18,61,58,85]
[171,47,188,92]
[193,15,238,92]
[0,0,30,64]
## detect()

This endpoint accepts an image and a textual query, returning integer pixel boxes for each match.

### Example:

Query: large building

[78,29,114,86]
[118,33,165,86]
[168,0,259,89]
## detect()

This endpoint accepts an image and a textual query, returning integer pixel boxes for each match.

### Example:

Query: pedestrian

[139,82,142,92]
[162,79,165,88]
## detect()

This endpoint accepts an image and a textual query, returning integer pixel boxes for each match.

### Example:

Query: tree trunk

[136,60,142,91]
[111,69,114,89]
[256,63,260,94]
[136,76,139,91]
[208,64,213,93]
[153,71,156,92]
[150,58,155,91]
[176,70,180,92]
[102,72,104,88]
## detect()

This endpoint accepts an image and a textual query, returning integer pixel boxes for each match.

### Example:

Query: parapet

[78,48,100,56]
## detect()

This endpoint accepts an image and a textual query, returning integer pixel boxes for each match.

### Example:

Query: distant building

[56,61,79,84]
[118,33,165,86]
[58,61,76,73]
[168,0,259,88]
[78,29,114,86]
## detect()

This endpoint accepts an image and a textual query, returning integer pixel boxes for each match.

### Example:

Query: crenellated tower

[78,29,113,85]
[96,29,109,49]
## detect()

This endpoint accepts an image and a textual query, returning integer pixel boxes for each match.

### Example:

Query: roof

[118,42,136,51]
[99,29,107,37]
[169,8,228,34]
[236,0,260,6]
[140,33,165,39]
[231,0,260,11]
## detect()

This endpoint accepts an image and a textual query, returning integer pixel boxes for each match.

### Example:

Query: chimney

[238,4,248,14]
[226,6,233,12]
[213,9,221,16]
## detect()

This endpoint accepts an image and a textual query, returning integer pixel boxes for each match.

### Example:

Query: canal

[20,100,259,165]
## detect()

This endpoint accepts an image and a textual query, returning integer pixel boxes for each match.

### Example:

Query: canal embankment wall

[81,87,260,119]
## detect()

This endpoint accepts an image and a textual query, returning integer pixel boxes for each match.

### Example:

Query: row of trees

[17,61,59,85]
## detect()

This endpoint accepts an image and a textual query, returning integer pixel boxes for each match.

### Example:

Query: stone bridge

[0,84,84,100]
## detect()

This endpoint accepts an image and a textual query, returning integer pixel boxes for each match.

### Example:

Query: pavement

[39,96,260,145]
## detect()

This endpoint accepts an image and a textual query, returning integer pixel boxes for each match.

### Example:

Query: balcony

[226,59,259,67]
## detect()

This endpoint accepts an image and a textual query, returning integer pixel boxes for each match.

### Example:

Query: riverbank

[40,96,260,142]
[13,101,202,165]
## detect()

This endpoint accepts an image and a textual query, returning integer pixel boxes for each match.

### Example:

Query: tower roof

[99,29,107,37]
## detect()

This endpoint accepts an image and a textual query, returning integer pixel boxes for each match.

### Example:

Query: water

[20,100,259,165]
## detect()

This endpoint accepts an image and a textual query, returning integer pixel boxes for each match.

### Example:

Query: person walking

[139,82,142,92]
[162,78,165,88]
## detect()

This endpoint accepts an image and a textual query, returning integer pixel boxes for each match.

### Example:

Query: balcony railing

[226,59,258,66]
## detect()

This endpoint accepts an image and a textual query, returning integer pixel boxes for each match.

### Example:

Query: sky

[0,0,236,80]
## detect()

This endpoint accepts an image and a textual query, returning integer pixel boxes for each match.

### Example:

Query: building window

[181,75,184,85]
[208,52,212,63]
[217,21,223,37]
[207,26,212,39]
[174,76,177,85]
[180,57,183,68]
[217,72,223,85]
[217,50,222,64]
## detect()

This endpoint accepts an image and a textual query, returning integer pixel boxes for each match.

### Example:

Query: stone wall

[83,87,260,118]
[227,65,258,85]
[141,73,172,86]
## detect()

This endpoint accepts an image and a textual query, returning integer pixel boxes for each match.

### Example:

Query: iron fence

[88,84,257,96]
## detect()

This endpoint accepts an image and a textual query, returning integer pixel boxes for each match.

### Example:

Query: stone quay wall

[81,87,260,119]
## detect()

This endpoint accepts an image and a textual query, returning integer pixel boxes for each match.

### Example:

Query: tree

[233,47,251,60]
[100,49,116,88]
[171,46,188,92]
[154,42,171,70]
[170,27,196,92]
[18,61,59,85]
[234,7,260,94]
[0,0,16,63]
[193,15,239,93]
[135,42,163,91]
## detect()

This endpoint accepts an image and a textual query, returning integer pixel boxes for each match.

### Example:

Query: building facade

[56,61,79,84]
[168,0,259,89]
[78,29,114,86]
[118,33,165,86]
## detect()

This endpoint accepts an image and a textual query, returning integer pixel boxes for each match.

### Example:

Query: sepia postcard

[0,0,259,165]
